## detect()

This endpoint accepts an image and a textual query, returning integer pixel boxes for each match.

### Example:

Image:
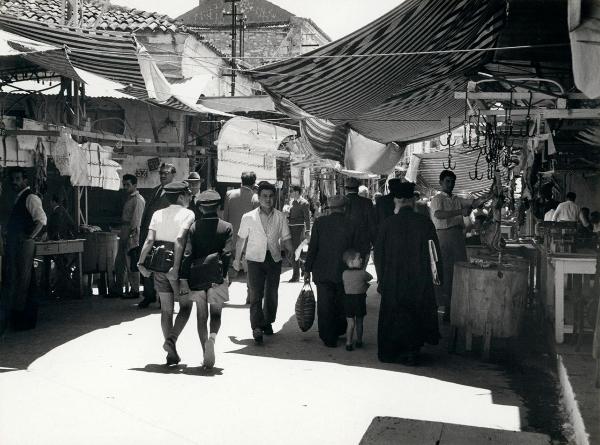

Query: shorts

[187,280,229,306]
[154,272,177,294]
[344,293,367,318]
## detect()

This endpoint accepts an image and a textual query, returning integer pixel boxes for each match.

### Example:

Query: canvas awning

[249,0,506,163]
[0,29,82,82]
[0,14,230,116]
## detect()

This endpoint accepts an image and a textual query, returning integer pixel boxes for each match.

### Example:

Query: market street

[0,266,560,445]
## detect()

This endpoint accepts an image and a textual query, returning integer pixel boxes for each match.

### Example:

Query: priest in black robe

[374,182,441,365]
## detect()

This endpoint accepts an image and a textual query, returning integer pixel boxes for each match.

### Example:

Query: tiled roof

[0,0,182,33]
[177,0,294,27]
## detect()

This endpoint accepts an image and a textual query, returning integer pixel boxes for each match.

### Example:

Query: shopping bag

[295,282,316,332]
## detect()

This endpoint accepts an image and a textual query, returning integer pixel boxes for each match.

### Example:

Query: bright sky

[112,0,403,40]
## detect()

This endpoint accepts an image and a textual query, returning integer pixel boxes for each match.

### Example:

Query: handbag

[295,282,316,332]
[143,241,175,273]
[188,252,224,291]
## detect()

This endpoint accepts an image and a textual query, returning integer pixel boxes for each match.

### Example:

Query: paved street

[0,266,560,444]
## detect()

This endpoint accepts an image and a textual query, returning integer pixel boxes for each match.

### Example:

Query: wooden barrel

[81,232,118,274]
[451,260,528,339]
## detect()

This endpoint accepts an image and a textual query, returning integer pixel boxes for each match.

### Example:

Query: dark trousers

[2,237,37,330]
[247,251,282,330]
[315,281,347,345]
[289,225,304,278]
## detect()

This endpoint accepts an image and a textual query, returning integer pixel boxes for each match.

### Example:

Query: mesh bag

[295,282,316,332]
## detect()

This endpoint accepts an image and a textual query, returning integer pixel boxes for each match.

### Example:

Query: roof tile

[1,0,183,33]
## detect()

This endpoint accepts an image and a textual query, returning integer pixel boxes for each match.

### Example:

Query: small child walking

[342,249,373,351]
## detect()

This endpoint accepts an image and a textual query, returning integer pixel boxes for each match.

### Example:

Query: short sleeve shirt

[430,192,473,230]
[149,205,195,242]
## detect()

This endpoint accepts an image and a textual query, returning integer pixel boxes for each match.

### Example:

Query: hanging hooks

[519,91,534,137]
[441,116,456,170]
[469,149,484,180]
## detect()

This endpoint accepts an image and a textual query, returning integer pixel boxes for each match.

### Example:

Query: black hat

[391,182,416,199]
[345,177,360,189]
[388,177,402,192]
[163,181,190,194]
[198,189,221,205]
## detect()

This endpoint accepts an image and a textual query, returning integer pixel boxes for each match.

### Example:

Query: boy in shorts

[179,190,233,369]
[137,182,195,365]
[342,249,373,351]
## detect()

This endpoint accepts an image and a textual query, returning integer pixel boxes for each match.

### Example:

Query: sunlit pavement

[0,266,546,445]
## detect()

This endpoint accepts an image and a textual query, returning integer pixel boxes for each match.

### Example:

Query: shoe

[122,291,140,300]
[288,276,299,283]
[138,298,155,309]
[203,338,216,369]
[253,328,263,344]
[403,351,420,367]
[355,341,363,348]
[163,338,180,365]
[323,340,337,348]
[345,344,354,351]
[263,324,274,335]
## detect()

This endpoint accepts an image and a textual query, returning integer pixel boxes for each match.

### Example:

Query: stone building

[177,0,331,67]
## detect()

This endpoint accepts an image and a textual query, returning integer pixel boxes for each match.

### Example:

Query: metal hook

[469,149,484,180]
[519,91,533,137]
[439,116,457,148]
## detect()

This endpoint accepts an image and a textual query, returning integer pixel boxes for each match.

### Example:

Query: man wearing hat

[374,182,441,365]
[185,171,203,220]
[138,163,175,309]
[344,177,376,267]
[137,181,195,365]
[375,177,402,227]
[304,195,359,347]
[176,189,233,369]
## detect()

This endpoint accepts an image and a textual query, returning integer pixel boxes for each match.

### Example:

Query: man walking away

[304,195,358,347]
[2,167,46,330]
[374,182,441,366]
[287,185,311,282]
[179,190,233,369]
[137,182,195,365]
[344,177,376,266]
[233,181,293,344]
[374,178,401,227]
[552,192,580,222]
[138,163,175,309]
[113,174,145,299]
[223,171,259,303]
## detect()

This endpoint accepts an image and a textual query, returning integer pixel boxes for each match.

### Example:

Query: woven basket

[295,283,316,332]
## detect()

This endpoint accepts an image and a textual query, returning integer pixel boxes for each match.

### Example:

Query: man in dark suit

[375,178,402,228]
[304,195,358,347]
[344,177,376,266]
[186,171,203,221]
[137,163,175,309]
[286,185,311,282]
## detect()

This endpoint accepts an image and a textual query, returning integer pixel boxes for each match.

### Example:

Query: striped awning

[0,14,231,116]
[0,14,147,94]
[250,0,507,159]
[0,29,81,82]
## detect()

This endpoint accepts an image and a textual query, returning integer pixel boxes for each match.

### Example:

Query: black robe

[374,207,441,362]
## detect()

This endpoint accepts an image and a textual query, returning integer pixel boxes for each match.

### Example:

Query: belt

[436,225,463,231]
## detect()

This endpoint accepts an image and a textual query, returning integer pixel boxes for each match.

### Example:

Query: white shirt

[544,209,555,221]
[15,187,47,225]
[149,204,195,243]
[238,207,291,262]
[552,201,579,222]
[430,191,473,230]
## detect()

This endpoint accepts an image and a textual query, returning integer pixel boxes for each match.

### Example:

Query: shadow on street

[0,296,153,370]
[129,364,224,377]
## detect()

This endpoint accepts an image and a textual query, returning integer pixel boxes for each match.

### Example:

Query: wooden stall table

[545,253,597,344]
[450,260,528,359]
[35,239,86,299]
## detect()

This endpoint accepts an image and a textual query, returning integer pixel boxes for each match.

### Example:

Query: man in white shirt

[430,170,489,320]
[233,181,293,344]
[3,167,46,331]
[138,182,195,365]
[552,192,580,222]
